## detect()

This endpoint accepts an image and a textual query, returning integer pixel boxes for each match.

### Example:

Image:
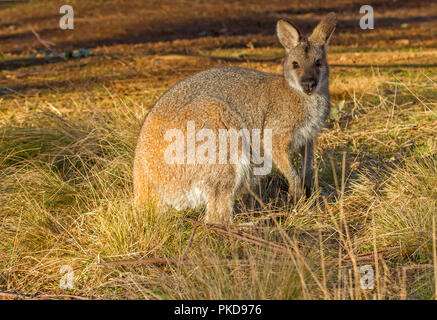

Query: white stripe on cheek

[286,70,304,93]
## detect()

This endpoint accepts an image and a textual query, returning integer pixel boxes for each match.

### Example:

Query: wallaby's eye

[315,59,322,67]
[292,61,299,69]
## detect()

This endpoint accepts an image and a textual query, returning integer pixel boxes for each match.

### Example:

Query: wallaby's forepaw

[304,185,313,198]
[287,186,304,204]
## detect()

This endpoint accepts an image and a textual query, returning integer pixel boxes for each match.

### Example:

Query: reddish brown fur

[133,13,337,223]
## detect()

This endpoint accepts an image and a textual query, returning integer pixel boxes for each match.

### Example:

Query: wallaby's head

[277,12,337,95]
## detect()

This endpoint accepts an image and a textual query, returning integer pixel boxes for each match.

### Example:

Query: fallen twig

[30,28,65,60]
[97,256,273,268]
[98,257,180,267]
[0,291,90,300]
[343,246,400,263]
[99,215,289,268]
[97,254,294,268]
[182,217,288,254]
[203,53,283,63]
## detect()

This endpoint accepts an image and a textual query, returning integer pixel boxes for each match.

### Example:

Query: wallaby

[133,13,337,224]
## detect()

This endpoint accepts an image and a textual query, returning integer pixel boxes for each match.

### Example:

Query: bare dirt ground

[1,0,436,54]
[0,0,436,99]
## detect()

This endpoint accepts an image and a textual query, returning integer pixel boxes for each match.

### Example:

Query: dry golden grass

[1,46,436,299]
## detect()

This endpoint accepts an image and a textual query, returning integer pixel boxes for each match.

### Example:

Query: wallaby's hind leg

[299,140,314,198]
[205,192,234,224]
[203,164,239,224]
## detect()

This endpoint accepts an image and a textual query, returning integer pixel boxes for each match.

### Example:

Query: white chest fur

[290,93,329,150]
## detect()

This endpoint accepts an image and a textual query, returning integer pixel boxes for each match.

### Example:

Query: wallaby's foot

[204,212,233,225]
[204,195,234,225]
[235,221,258,227]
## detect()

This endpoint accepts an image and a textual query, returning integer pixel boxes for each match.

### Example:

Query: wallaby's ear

[277,19,301,50]
[309,12,337,46]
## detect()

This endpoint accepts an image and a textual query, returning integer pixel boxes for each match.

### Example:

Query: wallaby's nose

[301,79,317,95]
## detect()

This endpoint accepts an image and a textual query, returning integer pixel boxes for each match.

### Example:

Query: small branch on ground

[97,256,268,267]
[0,291,90,300]
[182,217,289,254]
[98,257,181,267]
[30,28,65,60]
[343,246,400,263]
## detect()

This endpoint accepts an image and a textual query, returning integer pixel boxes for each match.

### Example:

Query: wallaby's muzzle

[301,78,317,95]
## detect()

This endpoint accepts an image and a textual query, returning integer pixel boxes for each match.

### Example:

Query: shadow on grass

[0,56,65,71]
[2,0,436,54]
[0,71,140,96]
[331,63,437,69]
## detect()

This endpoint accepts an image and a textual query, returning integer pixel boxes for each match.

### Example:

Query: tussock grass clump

[362,157,437,260]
